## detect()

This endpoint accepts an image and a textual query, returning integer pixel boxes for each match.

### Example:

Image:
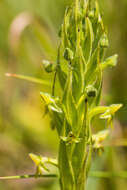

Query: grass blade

[5,73,50,86]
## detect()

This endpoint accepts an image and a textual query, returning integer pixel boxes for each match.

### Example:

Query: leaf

[92,3,107,57]
[6,73,50,86]
[62,69,78,132]
[83,17,94,62]
[72,57,84,101]
[93,67,102,107]
[58,141,75,189]
[101,54,118,70]
[56,44,67,90]
[63,7,72,47]
[85,47,99,85]
[57,67,67,90]
[50,111,63,135]
[76,94,86,124]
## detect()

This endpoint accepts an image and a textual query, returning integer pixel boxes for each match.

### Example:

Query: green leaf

[83,17,94,62]
[63,7,72,47]
[6,73,50,86]
[57,67,67,90]
[55,44,67,91]
[62,69,78,132]
[85,47,99,85]
[50,111,63,135]
[58,141,75,189]
[76,94,86,124]
[93,67,102,107]
[72,57,84,101]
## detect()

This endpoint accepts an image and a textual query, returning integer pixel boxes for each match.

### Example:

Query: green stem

[52,43,61,96]
[1,171,127,181]
[89,171,127,179]
[52,70,57,96]
[0,174,57,180]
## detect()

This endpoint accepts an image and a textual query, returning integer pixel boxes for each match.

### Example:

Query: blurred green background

[0,0,127,190]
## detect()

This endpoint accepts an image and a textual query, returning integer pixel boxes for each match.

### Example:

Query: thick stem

[58,141,75,190]
[58,140,91,190]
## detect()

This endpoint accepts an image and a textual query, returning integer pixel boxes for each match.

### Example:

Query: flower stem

[0,174,57,180]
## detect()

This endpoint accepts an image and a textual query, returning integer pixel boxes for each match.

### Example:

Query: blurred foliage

[0,0,127,190]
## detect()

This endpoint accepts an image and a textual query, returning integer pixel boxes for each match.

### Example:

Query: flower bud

[63,48,74,61]
[86,85,97,98]
[100,33,109,48]
[42,60,54,73]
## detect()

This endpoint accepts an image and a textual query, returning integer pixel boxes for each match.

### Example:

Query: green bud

[88,10,95,19]
[86,85,97,98]
[63,48,74,61]
[100,33,109,48]
[42,60,54,73]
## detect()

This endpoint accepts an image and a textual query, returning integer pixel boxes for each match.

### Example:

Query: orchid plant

[1,0,123,190]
